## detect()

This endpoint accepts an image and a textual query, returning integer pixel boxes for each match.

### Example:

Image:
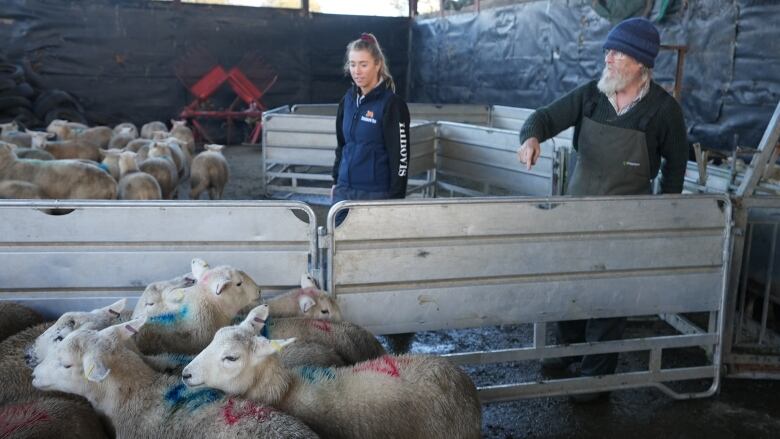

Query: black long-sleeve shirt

[519,80,688,194]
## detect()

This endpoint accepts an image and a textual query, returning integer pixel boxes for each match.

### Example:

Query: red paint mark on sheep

[307,319,332,332]
[221,398,275,426]
[0,402,50,437]
[352,355,400,378]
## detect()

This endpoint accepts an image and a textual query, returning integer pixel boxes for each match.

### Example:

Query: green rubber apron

[567,116,652,196]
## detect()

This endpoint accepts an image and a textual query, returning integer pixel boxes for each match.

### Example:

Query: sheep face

[32,318,145,394]
[183,304,293,393]
[31,329,94,395]
[297,288,342,321]
[27,299,126,368]
[200,267,262,316]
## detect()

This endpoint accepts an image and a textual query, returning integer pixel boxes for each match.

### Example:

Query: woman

[331,33,411,212]
[332,34,413,353]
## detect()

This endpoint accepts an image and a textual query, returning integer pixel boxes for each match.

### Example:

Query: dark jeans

[331,185,392,226]
[557,317,627,376]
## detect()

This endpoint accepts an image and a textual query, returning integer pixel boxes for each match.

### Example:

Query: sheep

[141,121,168,139]
[0,397,109,439]
[149,138,188,178]
[0,122,33,148]
[133,258,263,355]
[26,299,128,369]
[75,126,113,149]
[0,143,117,200]
[12,147,55,160]
[112,122,138,138]
[22,300,194,376]
[1,323,54,404]
[0,120,19,134]
[1,323,112,439]
[0,180,46,200]
[170,119,195,155]
[46,119,88,140]
[131,273,197,318]
[139,157,179,199]
[183,305,482,439]
[31,320,319,439]
[125,138,153,154]
[27,129,102,162]
[108,125,137,149]
[98,148,123,180]
[251,312,384,366]
[117,151,162,200]
[0,302,45,343]
[266,274,341,321]
[190,143,229,200]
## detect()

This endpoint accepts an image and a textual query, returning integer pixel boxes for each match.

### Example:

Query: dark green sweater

[519,80,688,194]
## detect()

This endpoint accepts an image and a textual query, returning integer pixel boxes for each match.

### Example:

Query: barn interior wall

[0,0,409,128]
[411,0,780,151]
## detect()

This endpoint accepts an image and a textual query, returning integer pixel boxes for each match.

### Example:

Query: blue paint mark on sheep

[149,305,189,326]
[261,316,272,338]
[296,366,336,383]
[97,162,110,173]
[164,383,223,414]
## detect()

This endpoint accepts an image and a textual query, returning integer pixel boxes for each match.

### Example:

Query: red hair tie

[360,33,375,43]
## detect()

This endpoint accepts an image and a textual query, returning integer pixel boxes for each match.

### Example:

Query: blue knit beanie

[603,18,660,68]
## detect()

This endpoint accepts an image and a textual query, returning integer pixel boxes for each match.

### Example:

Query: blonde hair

[343,33,395,92]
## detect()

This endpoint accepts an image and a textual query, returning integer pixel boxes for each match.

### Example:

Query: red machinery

[176,49,277,145]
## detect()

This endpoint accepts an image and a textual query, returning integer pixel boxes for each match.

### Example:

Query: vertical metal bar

[722,202,746,374]
[758,223,778,344]
[736,223,754,343]
[533,323,546,349]
[317,226,327,291]
[649,348,662,373]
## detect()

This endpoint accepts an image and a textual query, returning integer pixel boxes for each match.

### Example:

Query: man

[517,17,688,403]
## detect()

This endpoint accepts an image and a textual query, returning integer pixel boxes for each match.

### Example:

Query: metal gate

[325,195,731,400]
[0,200,317,317]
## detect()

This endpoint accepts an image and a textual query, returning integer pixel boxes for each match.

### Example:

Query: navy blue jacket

[333,83,410,198]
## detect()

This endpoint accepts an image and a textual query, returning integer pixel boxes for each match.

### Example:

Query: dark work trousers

[557,318,627,376]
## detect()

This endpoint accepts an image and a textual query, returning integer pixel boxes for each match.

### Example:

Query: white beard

[597,66,632,95]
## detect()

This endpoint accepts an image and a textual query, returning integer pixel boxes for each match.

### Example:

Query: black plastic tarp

[0,0,409,128]
[411,0,780,151]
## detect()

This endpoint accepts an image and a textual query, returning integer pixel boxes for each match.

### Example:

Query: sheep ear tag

[298,295,316,314]
[102,298,127,317]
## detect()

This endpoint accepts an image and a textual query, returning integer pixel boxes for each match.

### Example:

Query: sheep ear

[212,279,228,296]
[254,336,295,357]
[83,352,110,383]
[242,304,269,333]
[300,273,317,289]
[99,298,126,318]
[100,317,145,341]
[298,295,316,314]
[168,288,186,303]
[191,258,209,281]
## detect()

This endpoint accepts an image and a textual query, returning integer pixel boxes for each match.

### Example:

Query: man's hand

[517,137,541,170]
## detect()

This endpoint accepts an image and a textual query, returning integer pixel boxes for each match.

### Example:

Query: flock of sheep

[0,258,482,438]
[0,119,230,201]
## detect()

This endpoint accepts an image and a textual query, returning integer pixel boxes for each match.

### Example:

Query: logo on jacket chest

[360,110,377,124]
